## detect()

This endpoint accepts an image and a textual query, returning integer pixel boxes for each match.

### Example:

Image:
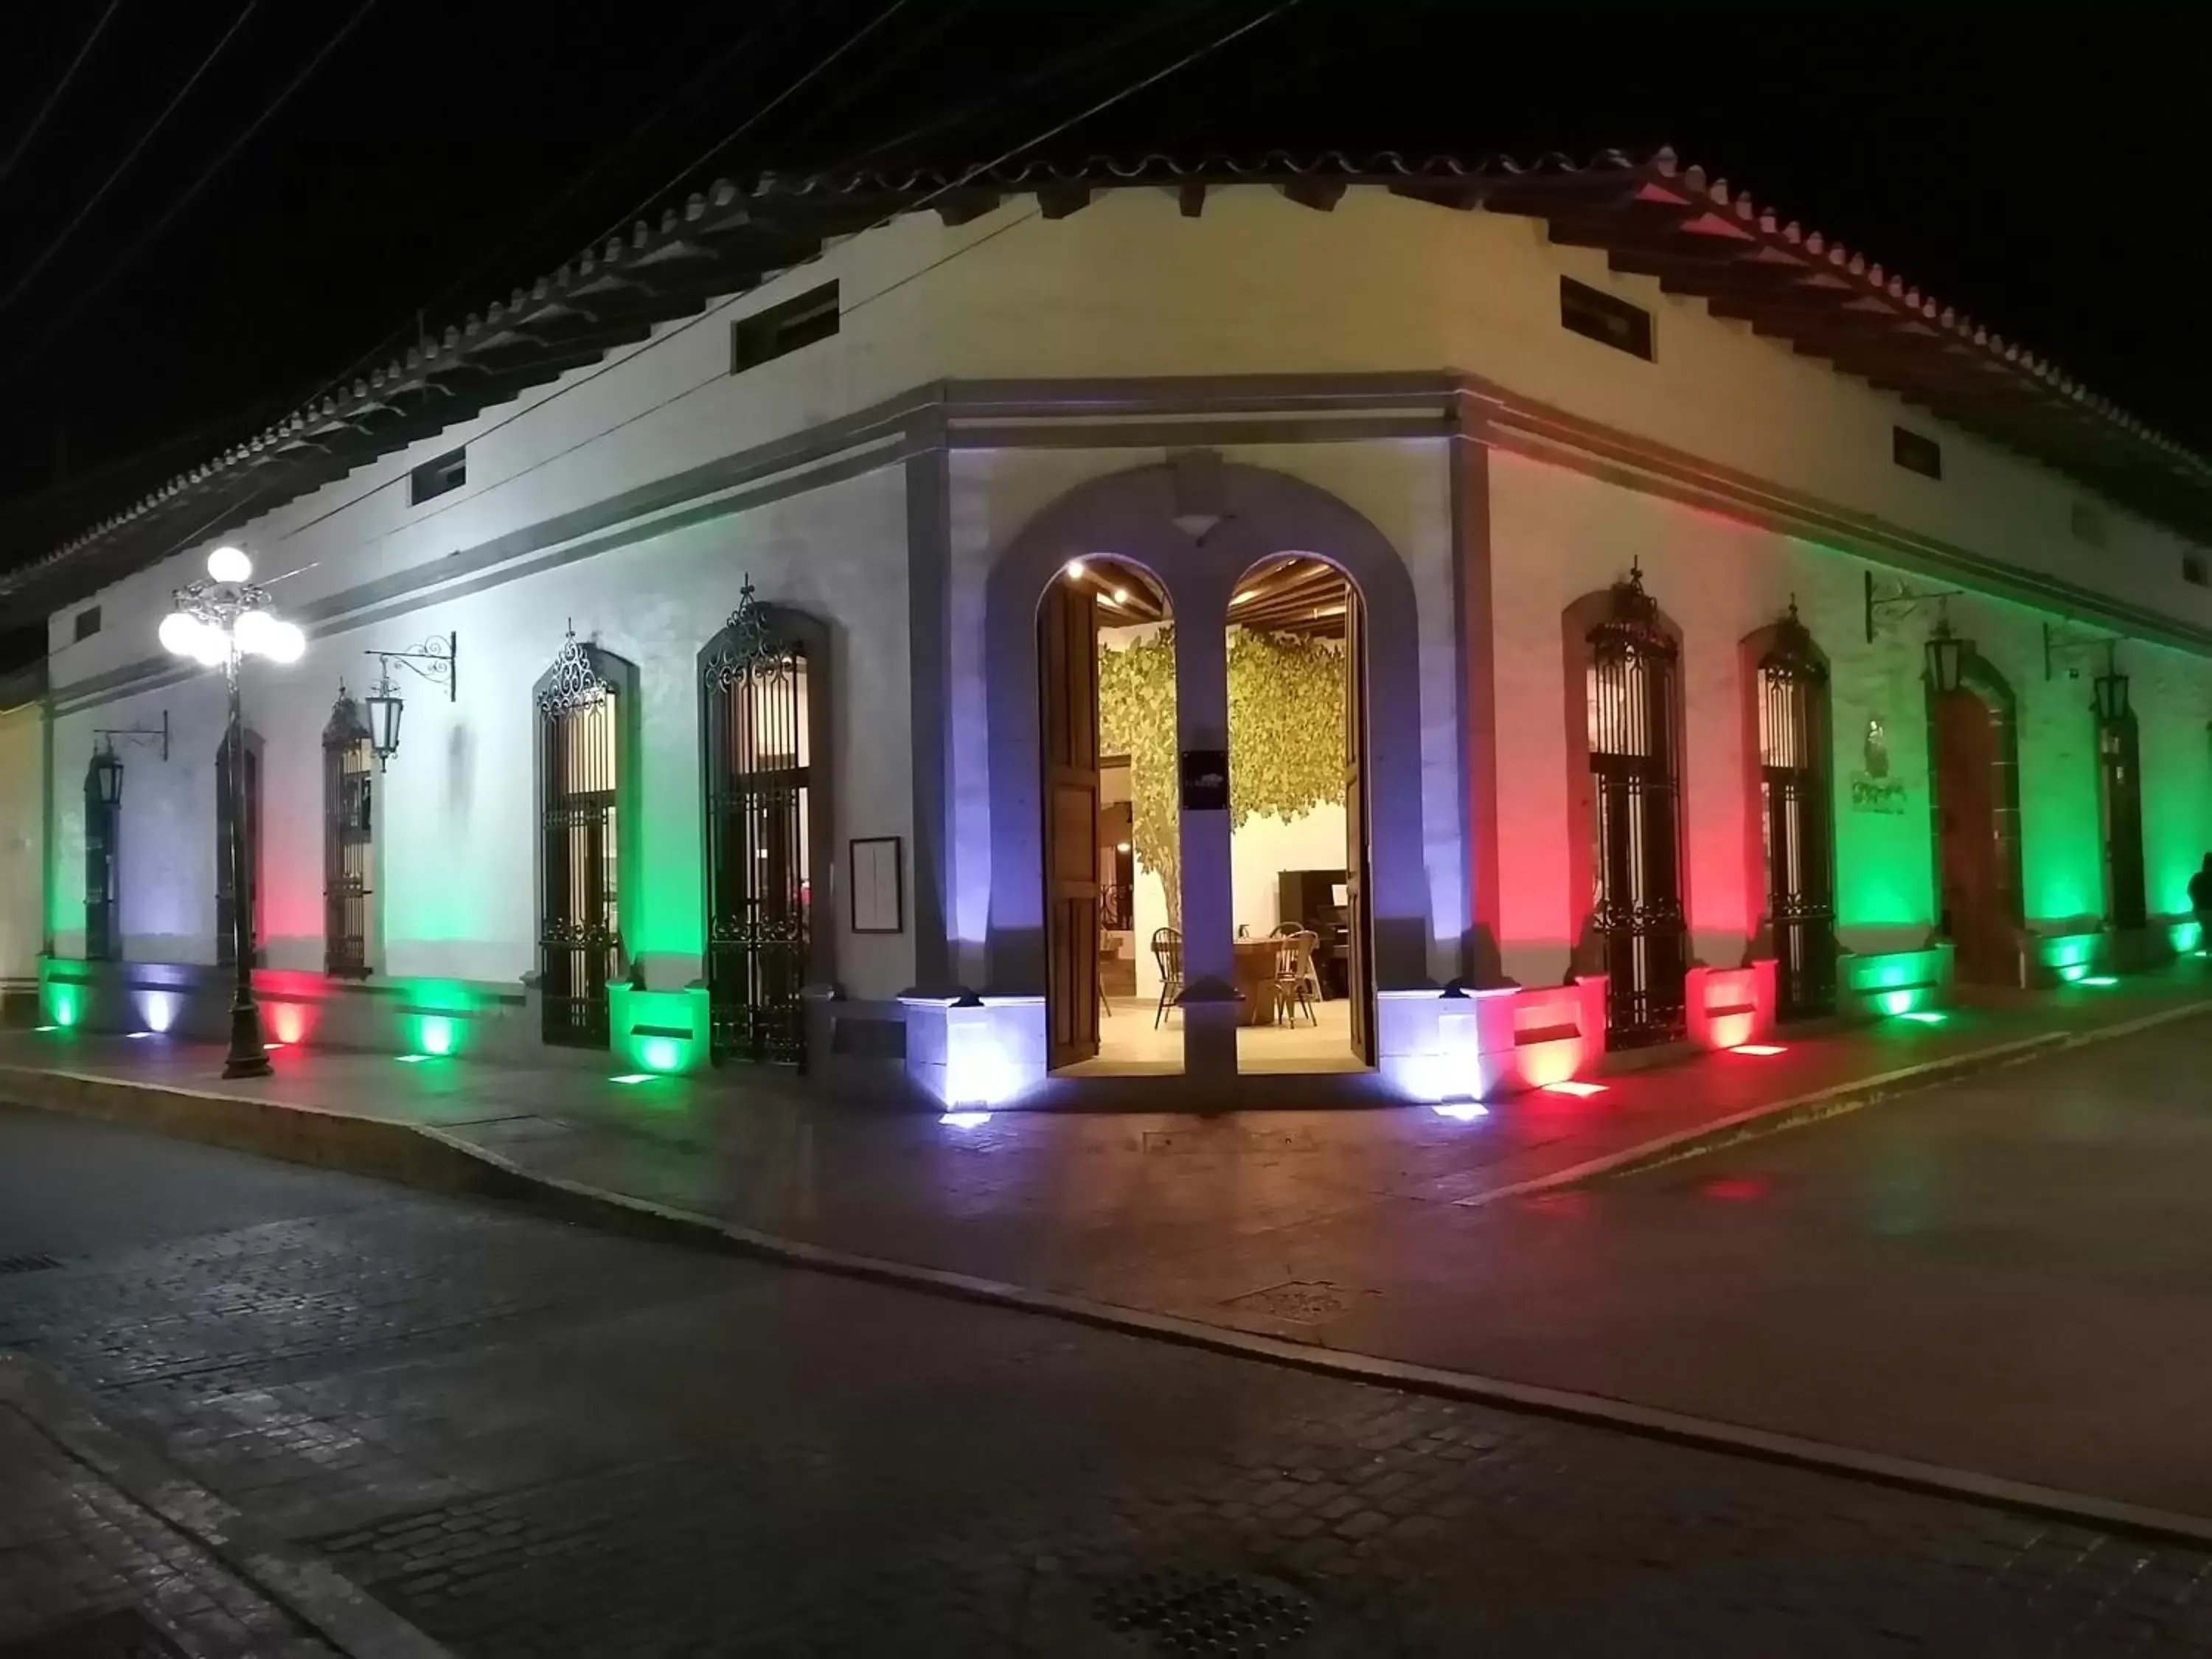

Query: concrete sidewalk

[0,967,2201,1325]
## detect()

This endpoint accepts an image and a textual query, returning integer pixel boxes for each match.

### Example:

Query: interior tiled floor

[1071,995,1364,1074]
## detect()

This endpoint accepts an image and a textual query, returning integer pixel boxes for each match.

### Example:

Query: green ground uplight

[2078,975,2120,988]
[610,1074,655,1086]
[1896,1009,1949,1026]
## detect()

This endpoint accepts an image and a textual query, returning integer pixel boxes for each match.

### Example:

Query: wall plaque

[1179,748,1229,812]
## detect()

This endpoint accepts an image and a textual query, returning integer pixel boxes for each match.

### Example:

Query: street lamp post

[161,546,305,1079]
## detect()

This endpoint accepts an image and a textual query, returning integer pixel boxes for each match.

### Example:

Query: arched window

[535,628,630,1048]
[324,693,374,978]
[699,580,830,1067]
[215,729,262,969]
[1583,569,1686,1047]
[1753,608,1835,1018]
[2097,708,2147,931]
[83,749,119,961]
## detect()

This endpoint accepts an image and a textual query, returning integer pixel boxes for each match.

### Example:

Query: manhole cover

[0,1253,59,1276]
[0,1607,187,1658]
[1091,1568,1318,1655]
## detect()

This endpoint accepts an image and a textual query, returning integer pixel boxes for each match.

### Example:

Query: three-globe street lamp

[161,546,305,1079]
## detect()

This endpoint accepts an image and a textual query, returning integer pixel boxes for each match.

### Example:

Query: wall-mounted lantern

[361,633,456,770]
[87,710,170,809]
[1924,608,1966,695]
[2093,644,2131,725]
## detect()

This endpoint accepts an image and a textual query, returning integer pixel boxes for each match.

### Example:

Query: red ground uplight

[1542,1080,1607,1098]
[1731,1043,1787,1057]
[1700,1175,1769,1202]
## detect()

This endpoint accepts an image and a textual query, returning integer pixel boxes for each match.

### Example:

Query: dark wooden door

[1935,690,2012,983]
[1040,580,1100,1068]
[1343,596,1374,1065]
[2098,715,2148,931]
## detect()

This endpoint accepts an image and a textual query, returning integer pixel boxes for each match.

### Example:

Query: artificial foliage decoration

[1227,627,1346,828]
[1098,628,1183,928]
[1096,624,1347,931]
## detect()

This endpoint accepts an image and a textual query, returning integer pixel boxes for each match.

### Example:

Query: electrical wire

[0,0,380,386]
[0,0,125,189]
[32,0,1298,588]
[0,1,264,316]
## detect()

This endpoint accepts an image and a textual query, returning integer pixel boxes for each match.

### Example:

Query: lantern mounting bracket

[1863,571,1961,643]
[91,709,169,762]
[2042,617,2109,682]
[363,633,456,700]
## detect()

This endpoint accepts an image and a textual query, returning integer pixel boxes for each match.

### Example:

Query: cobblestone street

[7,1105,2212,1655]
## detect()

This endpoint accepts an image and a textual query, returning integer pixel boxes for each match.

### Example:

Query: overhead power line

[0,0,380,388]
[0,1,264,316]
[0,0,125,189]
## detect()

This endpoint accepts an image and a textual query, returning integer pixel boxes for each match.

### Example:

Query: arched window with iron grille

[1754,608,1837,1018]
[215,729,262,969]
[1584,569,1687,1047]
[535,629,633,1048]
[699,580,831,1068]
[83,752,118,961]
[2097,709,2147,932]
[324,693,374,978]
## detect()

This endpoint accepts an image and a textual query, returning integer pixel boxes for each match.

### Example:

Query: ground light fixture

[1731,1044,1787,1056]
[1896,1009,1948,1025]
[1543,1080,1607,1097]
[1431,1102,1489,1122]
[162,545,305,1079]
[940,1110,994,1129]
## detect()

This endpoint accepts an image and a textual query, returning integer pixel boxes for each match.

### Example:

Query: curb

[10,1008,2212,1553]
[1459,997,2212,1205]
[0,1355,453,1659]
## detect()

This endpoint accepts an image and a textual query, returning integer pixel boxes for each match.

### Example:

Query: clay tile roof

[4,146,2206,613]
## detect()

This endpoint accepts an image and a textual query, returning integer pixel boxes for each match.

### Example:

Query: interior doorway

[1039,557,1180,1074]
[1224,556,1373,1074]
[1932,686,2024,984]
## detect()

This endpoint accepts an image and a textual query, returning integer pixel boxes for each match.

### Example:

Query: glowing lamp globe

[234,609,276,655]
[206,546,253,583]
[158,612,204,657]
[191,630,228,668]
[262,621,305,664]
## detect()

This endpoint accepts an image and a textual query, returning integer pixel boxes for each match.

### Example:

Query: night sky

[0,1,2204,601]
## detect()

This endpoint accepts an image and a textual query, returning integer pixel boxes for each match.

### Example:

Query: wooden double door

[1037,583,1373,1071]
[1933,689,2023,984]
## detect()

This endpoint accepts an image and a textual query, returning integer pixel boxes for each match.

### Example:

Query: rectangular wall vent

[733,282,841,374]
[409,448,466,505]
[1559,277,1653,361]
[2185,553,2209,588]
[1892,427,1942,480]
[73,606,101,642]
[2069,502,2109,546]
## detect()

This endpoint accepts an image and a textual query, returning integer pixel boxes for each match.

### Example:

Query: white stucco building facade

[5,151,2208,1106]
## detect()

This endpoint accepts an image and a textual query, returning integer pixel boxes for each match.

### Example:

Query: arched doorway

[699,581,832,1068]
[1929,655,2023,986]
[1571,569,1688,1048]
[985,459,1429,1093]
[535,628,635,1048]
[2096,709,2147,933]
[1224,555,1371,1071]
[1038,555,1178,1074]
[1750,608,1836,1019]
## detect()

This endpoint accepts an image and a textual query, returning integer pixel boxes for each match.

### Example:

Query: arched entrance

[1037,556,1178,1072]
[984,459,1425,1090]
[1749,608,1836,1020]
[1225,555,1371,1072]
[1929,653,2023,985]
[1568,569,1688,1048]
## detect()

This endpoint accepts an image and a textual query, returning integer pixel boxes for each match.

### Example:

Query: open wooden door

[1343,594,1374,1065]
[1040,580,1102,1068]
